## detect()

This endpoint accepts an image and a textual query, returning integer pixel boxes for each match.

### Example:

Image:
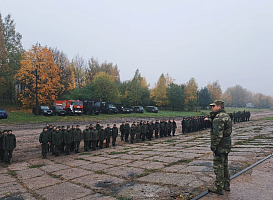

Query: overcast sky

[1,0,273,96]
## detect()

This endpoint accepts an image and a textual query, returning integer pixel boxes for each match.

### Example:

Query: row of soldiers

[0,129,17,164]
[39,120,177,158]
[181,116,211,134]
[180,111,251,134]
[229,110,251,124]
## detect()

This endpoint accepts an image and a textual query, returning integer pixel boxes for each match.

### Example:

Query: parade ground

[0,111,272,199]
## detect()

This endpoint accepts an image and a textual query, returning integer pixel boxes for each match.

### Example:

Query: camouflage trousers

[213,152,230,190]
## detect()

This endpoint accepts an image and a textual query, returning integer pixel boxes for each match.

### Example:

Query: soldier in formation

[181,116,211,134]
[0,130,16,164]
[230,110,251,123]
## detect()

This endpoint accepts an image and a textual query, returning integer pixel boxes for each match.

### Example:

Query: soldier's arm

[211,118,224,151]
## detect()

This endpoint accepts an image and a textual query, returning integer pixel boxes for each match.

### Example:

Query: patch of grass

[165,139,177,143]
[50,174,62,179]
[117,197,133,200]
[164,159,191,167]
[29,164,46,168]
[0,105,269,125]
[93,153,102,156]
[8,170,17,177]
[108,151,128,155]
[79,152,91,156]
[95,170,106,175]
[147,143,154,146]
[4,192,10,198]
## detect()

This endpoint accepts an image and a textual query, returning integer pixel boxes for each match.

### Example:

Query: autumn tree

[198,87,211,109]
[150,73,172,108]
[71,54,86,88]
[184,77,198,111]
[0,13,9,102]
[86,57,120,84]
[14,43,60,108]
[167,83,185,111]
[51,48,76,96]
[207,80,222,101]
[221,92,232,107]
[120,69,150,106]
[252,93,273,109]
[91,72,120,102]
[224,85,251,107]
[0,13,23,103]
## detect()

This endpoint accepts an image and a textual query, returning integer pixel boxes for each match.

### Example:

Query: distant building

[246,103,254,108]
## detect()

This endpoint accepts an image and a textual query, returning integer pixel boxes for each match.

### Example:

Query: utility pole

[196,90,199,112]
[35,68,38,115]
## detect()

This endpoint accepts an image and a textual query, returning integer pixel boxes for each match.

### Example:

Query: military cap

[210,100,224,106]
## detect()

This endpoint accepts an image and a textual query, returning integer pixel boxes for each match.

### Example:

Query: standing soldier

[144,121,148,140]
[96,123,101,147]
[59,126,66,153]
[74,125,82,153]
[168,119,172,136]
[96,122,101,131]
[91,126,98,150]
[0,130,7,161]
[124,121,130,142]
[98,126,105,149]
[247,111,250,121]
[120,122,125,141]
[64,126,73,155]
[89,124,93,148]
[154,120,159,138]
[48,125,53,152]
[50,126,57,155]
[83,126,91,151]
[147,121,153,141]
[205,100,232,195]
[135,122,141,142]
[112,124,118,146]
[3,130,16,164]
[70,125,76,152]
[160,120,164,137]
[39,128,50,158]
[172,119,177,136]
[140,121,145,141]
[52,127,61,156]
[105,124,112,148]
[181,118,186,134]
[130,124,136,144]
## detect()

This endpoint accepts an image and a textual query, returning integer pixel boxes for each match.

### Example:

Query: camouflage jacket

[210,108,232,153]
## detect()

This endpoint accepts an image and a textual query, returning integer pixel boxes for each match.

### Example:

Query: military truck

[95,102,118,114]
[81,99,99,115]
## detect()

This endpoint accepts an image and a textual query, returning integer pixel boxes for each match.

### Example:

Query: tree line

[1,13,273,110]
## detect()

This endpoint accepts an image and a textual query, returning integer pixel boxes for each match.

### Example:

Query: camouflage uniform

[83,126,90,151]
[209,101,232,191]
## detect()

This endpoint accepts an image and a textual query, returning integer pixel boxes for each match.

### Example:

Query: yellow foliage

[184,77,198,109]
[150,73,169,107]
[15,43,61,108]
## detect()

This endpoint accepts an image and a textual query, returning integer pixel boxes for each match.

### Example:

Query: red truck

[53,100,83,115]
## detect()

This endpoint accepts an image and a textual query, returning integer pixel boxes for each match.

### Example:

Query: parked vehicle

[81,99,99,115]
[95,102,118,114]
[132,106,144,113]
[53,100,83,115]
[114,103,132,114]
[32,106,53,116]
[0,109,8,119]
[145,106,158,113]
[50,105,66,116]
